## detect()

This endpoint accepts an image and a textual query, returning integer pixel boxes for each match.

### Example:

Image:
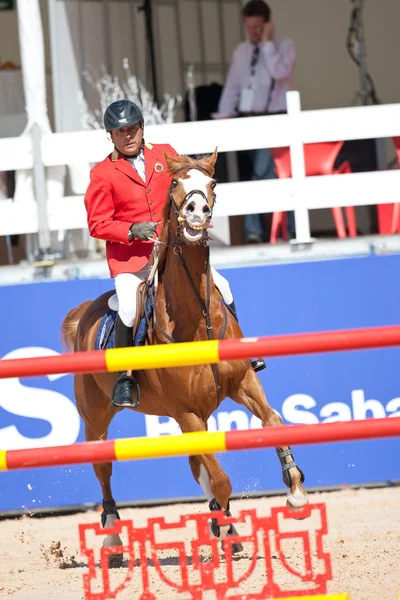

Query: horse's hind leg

[229,369,308,513]
[180,414,242,552]
[76,374,123,567]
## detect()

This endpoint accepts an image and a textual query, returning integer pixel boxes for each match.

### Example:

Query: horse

[61,149,308,566]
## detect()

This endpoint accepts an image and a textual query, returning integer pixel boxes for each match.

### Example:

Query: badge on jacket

[155,162,164,172]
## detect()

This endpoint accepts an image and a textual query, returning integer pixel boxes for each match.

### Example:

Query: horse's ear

[203,147,218,175]
[163,151,182,173]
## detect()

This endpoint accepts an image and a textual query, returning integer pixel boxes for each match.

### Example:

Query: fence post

[286,91,312,244]
[31,123,51,253]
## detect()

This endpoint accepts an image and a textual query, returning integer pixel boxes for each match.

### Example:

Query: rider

[84,99,266,409]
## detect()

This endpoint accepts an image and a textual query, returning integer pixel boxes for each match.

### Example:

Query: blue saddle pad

[95,286,153,351]
[94,287,235,351]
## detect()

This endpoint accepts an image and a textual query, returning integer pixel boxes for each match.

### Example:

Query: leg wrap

[101,499,120,528]
[276,447,305,488]
[209,498,243,553]
[209,498,235,537]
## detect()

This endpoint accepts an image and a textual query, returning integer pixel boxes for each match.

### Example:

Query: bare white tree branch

[81,59,181,128]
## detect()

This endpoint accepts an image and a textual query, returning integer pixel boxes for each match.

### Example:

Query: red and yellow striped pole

[0,416,399,472]
[275,596,349,600]
[0,325,400,380]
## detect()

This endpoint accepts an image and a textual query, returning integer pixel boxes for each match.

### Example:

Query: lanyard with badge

[239,44,260,112]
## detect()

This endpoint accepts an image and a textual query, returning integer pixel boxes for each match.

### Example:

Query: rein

[152,165,226,403]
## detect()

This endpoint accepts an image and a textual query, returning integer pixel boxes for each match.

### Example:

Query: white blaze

[181,169,212,197]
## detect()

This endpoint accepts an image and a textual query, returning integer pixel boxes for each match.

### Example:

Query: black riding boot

[111,316,139,408]
[228,301,267,373]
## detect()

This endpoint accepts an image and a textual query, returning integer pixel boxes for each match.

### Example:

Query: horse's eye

[171,179,178,188]
[211,181,216,191]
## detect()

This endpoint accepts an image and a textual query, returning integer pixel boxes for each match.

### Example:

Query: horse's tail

[61,302,90,352]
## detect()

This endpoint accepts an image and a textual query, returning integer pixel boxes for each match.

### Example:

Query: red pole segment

[5,440,116,470]
[225,416,400,451]
[0,350,107,379]
[219,326,400,361]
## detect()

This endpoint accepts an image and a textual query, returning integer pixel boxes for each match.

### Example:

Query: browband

[173,165,212,177]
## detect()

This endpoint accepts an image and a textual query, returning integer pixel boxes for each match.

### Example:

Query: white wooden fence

[1,91,400,247]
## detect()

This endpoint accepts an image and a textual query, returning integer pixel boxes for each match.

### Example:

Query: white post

[31,123,51,252]
[286,91,312,244]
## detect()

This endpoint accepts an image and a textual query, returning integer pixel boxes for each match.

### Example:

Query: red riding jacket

[84,142,179,277]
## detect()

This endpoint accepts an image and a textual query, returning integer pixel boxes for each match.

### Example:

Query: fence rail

[1,91,400,244]
[1,416,399,472]
[1,325,400,379]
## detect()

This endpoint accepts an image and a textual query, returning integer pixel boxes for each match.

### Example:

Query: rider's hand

[129,221,160,241]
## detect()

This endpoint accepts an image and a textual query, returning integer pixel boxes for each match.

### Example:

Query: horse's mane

[156,153,215,273]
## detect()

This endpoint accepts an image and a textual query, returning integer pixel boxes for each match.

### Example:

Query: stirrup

[111,373,140,408]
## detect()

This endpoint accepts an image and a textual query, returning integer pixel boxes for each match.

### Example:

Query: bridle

[168,165,216,238]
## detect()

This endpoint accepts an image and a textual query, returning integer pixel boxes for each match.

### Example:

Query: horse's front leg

[179,413,242,552]
[77,374,124,567]
[229,368,309,514]
[189,454,243,553]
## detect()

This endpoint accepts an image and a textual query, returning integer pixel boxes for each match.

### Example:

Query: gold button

[152,211,156,216]
[146,189,150,194]
[149,200,153,205]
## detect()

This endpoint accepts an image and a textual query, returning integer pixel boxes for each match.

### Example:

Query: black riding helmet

[103,99,144,131]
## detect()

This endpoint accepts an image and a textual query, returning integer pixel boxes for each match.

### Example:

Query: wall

[0,1,399,112]
[0,0,53,128]
[0,253,399,512]
[0,6,20,67]
[273,0,400,110]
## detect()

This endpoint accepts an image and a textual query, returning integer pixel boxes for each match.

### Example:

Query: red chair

[270,141,357,243]
[390,137,400,234]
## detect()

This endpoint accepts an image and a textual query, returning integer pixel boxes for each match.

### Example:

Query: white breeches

[114,264,153,327]
[211,267,233,305]
[115,266,233,327]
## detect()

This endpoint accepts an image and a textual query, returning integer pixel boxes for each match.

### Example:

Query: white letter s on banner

[0,347,81,450]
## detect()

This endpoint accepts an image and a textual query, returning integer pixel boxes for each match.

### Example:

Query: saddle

[95,281,154,352]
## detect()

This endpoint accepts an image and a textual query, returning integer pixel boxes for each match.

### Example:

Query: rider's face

[111,123,143,155]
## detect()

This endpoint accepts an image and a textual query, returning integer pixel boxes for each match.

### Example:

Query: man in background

[217,0,296,243]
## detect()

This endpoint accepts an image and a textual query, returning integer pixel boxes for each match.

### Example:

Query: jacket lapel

[112,150,145,186]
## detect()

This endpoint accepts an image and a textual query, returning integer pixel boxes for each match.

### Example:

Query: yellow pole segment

[114,431,226,461]
[0,450,8,471]
[274,595,350,600]
[105,340,220,372]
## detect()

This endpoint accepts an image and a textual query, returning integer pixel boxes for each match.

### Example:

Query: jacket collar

[110,142,157,186]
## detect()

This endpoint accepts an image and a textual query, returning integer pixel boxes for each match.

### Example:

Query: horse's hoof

[108,552,123,569]
[231,541,244,554]
[221,524,244,554]
[222,539,244,554]
[226,524,244,554]
[286,498,310,520]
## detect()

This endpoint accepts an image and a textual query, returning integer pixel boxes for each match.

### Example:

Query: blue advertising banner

[0,253,399,512]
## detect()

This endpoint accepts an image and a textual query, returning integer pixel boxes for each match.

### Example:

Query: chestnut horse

[61,149,308,564]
